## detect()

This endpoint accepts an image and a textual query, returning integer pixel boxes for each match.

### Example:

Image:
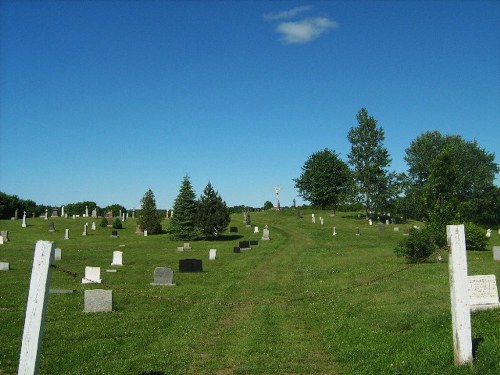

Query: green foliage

[100,217,108,227]
[0,192,45,219]
[64,201,98,216]
[137,189,162,234]
[394,227,441,263]
[464,222,488,251]
[294,148,353,210]
[263,201,274,210]
[196,182,230,239]
[168,175,198,240]
[102,204,127,217]
[112,217,123,229]
[347,108,393,215]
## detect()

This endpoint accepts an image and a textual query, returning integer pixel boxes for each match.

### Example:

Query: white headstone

[91,222,96,231]
[494,246,500,261]
[209,249,217,260]
[18,241,54,375]
[332,227,336,236]
[144,230,148,237]
[82,266,102,284]
[320,217,324,225]
[111,251,123,266]
[447,224,473,365]
[386,219,389,225]
[64,228,69,240]
[0,262,9,270]
[254,226,259,233]
[368,219,373,226]
[82,223,88,236]
[467,275,500,311]
[0,236,4,245]
[394,227,399,232]
[22,211,27,228]
[44,209,48,220]
[262,228,270,241]
[61,205,65,217]
[85,206,89,217]
[311,213,315,224]
[54,248,62,260]
[486,229,491,238]
[84,289,112,312]
[177,246,184,252]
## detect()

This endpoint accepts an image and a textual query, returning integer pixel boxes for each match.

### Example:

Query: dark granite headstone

[179,259,203,272]
[230,226,238,233]
[239,241,250,249]
[250,240,259,246]
[233,246,241,253]
[111,230,119,238]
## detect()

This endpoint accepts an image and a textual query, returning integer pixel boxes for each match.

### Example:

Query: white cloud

[263,5,314,21]
[277,17,338,44]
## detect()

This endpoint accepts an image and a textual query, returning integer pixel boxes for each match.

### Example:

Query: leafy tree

[100,218,109,227]
[102,204,127,217]
[112,217,123,229]
[347,108,392,217]
[294,148,352,210]
[168,175,198,240]
[196,182,230,239]
[394,226,442,263]
[137,189,162,234]
[65,201,98,216]
[263,201,274,210]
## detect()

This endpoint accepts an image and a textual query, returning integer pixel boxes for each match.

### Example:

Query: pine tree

[168,175,198,240]
[138,189,162,234]
[196,182,230,239]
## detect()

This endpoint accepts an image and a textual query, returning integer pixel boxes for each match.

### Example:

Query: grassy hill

[0,210,498,374]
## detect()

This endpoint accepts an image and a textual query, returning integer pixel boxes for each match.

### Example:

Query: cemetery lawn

[0,211,499,375]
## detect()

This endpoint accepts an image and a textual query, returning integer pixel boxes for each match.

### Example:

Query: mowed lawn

[0,210,499,374]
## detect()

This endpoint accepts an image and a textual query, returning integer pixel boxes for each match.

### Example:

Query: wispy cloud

[277,17,338,44]
[263,5,314,21]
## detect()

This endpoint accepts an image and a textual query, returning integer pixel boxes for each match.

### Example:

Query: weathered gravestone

[209,249,217,260]
[262,228,270,241]
[84,289,113,312]
[144,230,148,237]
[239,241,250,249]
[51,208,58,217]
[233,246,241,253]
[91,222,96,230]
[250,240,259,247]
[230,226,238,233]
[179,259,203,272]
[0,236,4,245]
[82,224,88,236]
[494,246,500,261]
[467,275,500,311]
[111,251,123,266]
[48,222,55,232]
[355,227,361,236]
[111,230,119,238]
[1,231,9,242]
[176,246,184,252]
[82,266,102,284]
[54,248,62,260]
[0,262,10,271]
[254,226,259,233]
[64,228,69,240]
[378,224,385,232]
[150,267,175,286]
[394,227,399,232]
[332,227,337,236]
[22,212,27,228]
[183,242,191,250]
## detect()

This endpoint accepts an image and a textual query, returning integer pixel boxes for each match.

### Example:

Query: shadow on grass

[472,337,484,359]
[139,372,165,375]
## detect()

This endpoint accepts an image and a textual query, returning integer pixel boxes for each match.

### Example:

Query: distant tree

[168,176,198,240]
[294,148,352,210]
[263,201,274,210]
[112,217,123,229]
[347,108,392,216]
[102,204,127,217]
[65,201,98,216]
[100,217,109,227]
[137,189,162,234]
[196,182,230,239]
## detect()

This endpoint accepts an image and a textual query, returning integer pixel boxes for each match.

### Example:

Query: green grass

[0,210,499,374]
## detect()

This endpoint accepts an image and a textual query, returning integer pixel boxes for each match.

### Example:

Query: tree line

[294,107,499,227]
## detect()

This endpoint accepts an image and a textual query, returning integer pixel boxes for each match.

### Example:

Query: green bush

[99,218,108,227]
[113,217,123,229]
[465,222,488,251]
[394,227,440,263]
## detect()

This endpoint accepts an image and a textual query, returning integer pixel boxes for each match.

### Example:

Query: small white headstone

[22,212,27,228]
[332,227,336,236]
[111,251,123,266]
[311,214,315,224]
[82,224,88,236]
[84,289,112,312]
[183,242,191,249]
[262,228,270,241]
[0,236,4,245]
[82,266,102,284]
[254,226,259,233]
[177,246,184,252]
[394,227,399,232]
[0,262,10,271]
[64,228,69,240]
[91,222,96,230]
[494,246,500,261]
[320,217,324,225]
[209,249,217,260]
[386,219,389,225]
[486,229,491,238]
[467,275,500,311]
[368,219,373,226]
[144,230,148,237]
[54,248,62,260]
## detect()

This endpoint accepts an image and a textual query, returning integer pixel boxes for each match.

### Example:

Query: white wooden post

[447,225,473,365]
[18,240,55,375]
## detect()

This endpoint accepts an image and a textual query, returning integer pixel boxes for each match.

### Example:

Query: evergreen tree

[196,182,230,238]
[137,189,162,234]
[168,175,198,240]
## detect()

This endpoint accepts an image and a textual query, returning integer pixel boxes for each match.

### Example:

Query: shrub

[464,222,488,251]
[99,218,108,227]
[394,227,440,263]
[113,218,123,229]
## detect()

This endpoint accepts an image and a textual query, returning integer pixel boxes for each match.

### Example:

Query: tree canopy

[196,182,230,239]
[137,189,162,234]
[294,148,352,210]
[168,175,198,240]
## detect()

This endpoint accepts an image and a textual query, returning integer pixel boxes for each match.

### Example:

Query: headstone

[54,248,62,260]
[14,209,18,220]
[403,228,410,236]
[209,249,217,260]
[179,259,203,272]
[111,230,119,238]
[368,219,373,226]
[150,267,175,286]
[378,224,385,232]
[262,228,270,241]
[1,230,9,242]
[0,236,4,245]
[177,246,184,252]
[48,222,55,232]
[61,205,65,217]
[467,275,500,311]
[230,226,238,233]
[320,217,324,225]
[239,241,250,249]
[132,209,135,219]
[44,209,48,220]
[49,289,75,294]
[250,240,259,247]
[91,208,97,218]
[394,227,399,232]
[85,206,89,217]
[22,211,27,228]
[494,246,500,261]
[72,215,76,219]
[82,224,88,236]
[386,219,390,225]
[355,227,360,236]
[64,228,69,240]
[183,243,191,250]
[233,246,241,253]
[81,266,102,284]
[17,241,54,375]
[51,208,58,217]
[91,222,96,230]
[332,227,336,236]
[447,224,473,365]
[84,289,112,312]
[311,213,315,224]
[486,229,491,238]
[111,251,123,266]
[144,230,148,237]
[0,262,10,271]
[254,226,259,233]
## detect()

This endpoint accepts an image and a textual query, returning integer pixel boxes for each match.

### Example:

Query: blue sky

[1,1,499,209]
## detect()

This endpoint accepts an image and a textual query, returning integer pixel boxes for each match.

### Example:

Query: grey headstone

[54,248,62,260]
[261,229,270,241]
[84,289,113,312]
[151,267,175,286]
[1,231,9,242]
[493,246,500,261]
